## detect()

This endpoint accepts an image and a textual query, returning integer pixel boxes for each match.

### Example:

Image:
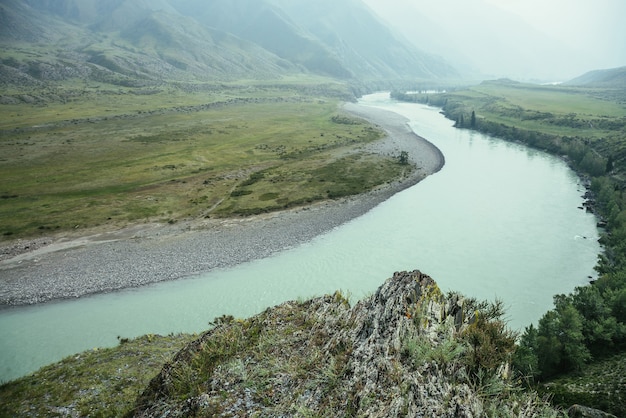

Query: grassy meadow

[449,81,625,136]
[0,82,408,240]
[395,80,626,176]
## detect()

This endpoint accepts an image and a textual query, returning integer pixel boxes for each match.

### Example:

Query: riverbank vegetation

[393,80,626,415]
[0,80,411,240]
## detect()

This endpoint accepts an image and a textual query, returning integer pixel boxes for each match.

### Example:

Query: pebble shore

[0,103,444,307]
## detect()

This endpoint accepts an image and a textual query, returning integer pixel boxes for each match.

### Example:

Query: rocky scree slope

[131,270,558,417]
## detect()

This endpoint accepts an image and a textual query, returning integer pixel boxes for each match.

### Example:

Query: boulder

[568,404,617,418]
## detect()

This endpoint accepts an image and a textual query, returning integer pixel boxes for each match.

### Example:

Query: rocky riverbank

[0,103,444,307]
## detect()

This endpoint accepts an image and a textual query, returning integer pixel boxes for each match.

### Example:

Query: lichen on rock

[131,270,560,417]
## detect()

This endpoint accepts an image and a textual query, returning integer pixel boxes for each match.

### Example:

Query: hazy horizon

[363,0,626,81]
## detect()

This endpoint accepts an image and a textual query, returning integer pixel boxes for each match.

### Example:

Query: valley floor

[0,104,444,307]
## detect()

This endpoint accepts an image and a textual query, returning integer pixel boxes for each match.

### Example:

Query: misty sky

[363,0,626,80]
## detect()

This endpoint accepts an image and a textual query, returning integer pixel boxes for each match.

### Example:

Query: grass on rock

[0,334,195,417]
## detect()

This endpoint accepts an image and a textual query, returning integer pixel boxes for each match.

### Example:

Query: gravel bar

[0,103,444,307]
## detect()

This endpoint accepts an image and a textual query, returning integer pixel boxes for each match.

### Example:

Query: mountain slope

[179,0,458,80]
[119,11,296,80]
[0,0,90,44]
[0,1,295,85]
[0,0,458,86]
[565,66,626,88]
[171,0,359,79]
[23,0,179,28]
[270,0,457,80]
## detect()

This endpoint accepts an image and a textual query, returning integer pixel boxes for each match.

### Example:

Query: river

[0,93,600,382]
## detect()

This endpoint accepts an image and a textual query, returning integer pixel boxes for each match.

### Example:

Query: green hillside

[0,0,459,87]
[395,80,626,172]
[565,66,626,88]
[0,2,294,85]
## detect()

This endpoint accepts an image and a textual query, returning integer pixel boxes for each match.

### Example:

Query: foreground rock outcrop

[131,270,558,417]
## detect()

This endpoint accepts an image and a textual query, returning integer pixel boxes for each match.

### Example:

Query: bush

[230,189,253,197]
[461,311,516,379]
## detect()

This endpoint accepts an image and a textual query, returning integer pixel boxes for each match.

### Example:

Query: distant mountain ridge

[0,0,459,86]
[565,66,626,88]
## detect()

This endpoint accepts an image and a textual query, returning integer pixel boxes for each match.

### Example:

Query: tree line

[392,88,626,415]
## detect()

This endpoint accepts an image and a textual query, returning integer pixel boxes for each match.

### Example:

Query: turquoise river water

[0,93,601,382]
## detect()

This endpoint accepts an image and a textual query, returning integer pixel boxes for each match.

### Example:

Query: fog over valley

[364,0,626,81]
[3,0,624,84]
